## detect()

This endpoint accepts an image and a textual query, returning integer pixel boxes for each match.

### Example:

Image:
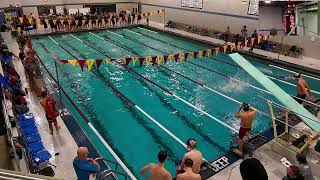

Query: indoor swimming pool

[31,27,320,179]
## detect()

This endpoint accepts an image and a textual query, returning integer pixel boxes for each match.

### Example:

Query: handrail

[95,157,119,171]
[100,169,128,180]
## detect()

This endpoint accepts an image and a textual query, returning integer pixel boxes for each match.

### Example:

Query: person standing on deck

[73,147,100,180]
[40,91,59,135]
[234,102,257,156]
[177,139,203,175]
[177,158,201,180]
[140,150,172,180]
[292,73,314,104]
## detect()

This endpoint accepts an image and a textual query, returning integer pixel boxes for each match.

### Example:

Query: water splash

[219,74,250,93]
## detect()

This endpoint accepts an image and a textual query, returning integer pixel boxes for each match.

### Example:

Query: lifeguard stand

[268,101,319,153]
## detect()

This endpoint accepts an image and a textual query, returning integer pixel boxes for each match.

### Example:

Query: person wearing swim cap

[234,102,257,156]
[292,73,314,104]
[140,150,172,180]
[177,138,203,175]
[177,158,201,180]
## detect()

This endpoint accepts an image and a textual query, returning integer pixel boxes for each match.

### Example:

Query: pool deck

[2,24,320,180]
[146,22,320,180]
[1,31,78,179]
[148,21,320,72]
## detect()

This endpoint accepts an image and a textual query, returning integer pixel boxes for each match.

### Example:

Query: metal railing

[95,158,128,180]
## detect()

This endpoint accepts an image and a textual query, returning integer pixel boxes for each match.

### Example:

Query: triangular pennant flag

[269,35,273,39]
[198,50,203,58]
[151,56,157,65]
[206,49,212,57]
[19,17,23,23]
[184,52,188,61]
[45,19,49,25]
[145,56,152,66]
[163,55,168,64]
[178,52,185,61]
[78,60,86,71]
[157,55,163,65]
[125,57,132,66]
[188,52,194,60]
[139,57,145,66]
[132,57,138,67]
[174,54,179,62]
[215,47,220,55]
[75,20,79,26]
[60,60,68,64]
[168,54,175,63]
[68,59,78,67]
[28,18,33,24]
[86,59,95,71]
[105,58,111,64]
[96,59,102,68]
[36,19,41,25]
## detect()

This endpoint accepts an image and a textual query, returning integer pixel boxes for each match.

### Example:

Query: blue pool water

[31,27,320,179]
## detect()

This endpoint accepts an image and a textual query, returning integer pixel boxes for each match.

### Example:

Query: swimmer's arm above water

[234,104,244,118]
[140,163,151,180]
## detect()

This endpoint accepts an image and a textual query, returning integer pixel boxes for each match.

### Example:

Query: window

[181,0,203,9]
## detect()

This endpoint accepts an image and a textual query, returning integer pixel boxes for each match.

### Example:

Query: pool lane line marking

[119,29,320,106]
[65,34,224,165]
[48,36,137,180]
[133,28,320,93]
[132,28,238,68]
[118,30,271,95]
[106,30,124,37]
[138,27,158,33]
[269,64,320,81]
[267,76,320,95]
[88,32,228,151]
[61,34,205,154]
[124,29,142,36]
[36,52,131,180]
[75,32,238,133]
[89,31,320,116]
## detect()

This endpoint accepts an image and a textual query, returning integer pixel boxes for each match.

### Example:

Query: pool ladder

[95,157,129,180]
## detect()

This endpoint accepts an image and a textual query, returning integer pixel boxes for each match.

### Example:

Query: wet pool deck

[2,22,320,180]
[147,22,320,180]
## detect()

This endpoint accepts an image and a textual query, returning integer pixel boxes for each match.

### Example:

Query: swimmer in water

[234,102,257,156]
[140,150,172,180]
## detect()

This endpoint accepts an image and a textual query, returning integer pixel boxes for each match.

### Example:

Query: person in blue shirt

[73,147,100,180]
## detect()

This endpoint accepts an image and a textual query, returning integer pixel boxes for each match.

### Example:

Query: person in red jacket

[40,91,59,134]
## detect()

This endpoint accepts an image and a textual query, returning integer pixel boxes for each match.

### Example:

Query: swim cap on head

[293,73,301,78]
[242,102,250,111]
[186,138,197,148]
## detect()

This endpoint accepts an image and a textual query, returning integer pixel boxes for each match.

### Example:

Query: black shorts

[294,94,306,104]
[46,115,57,123]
